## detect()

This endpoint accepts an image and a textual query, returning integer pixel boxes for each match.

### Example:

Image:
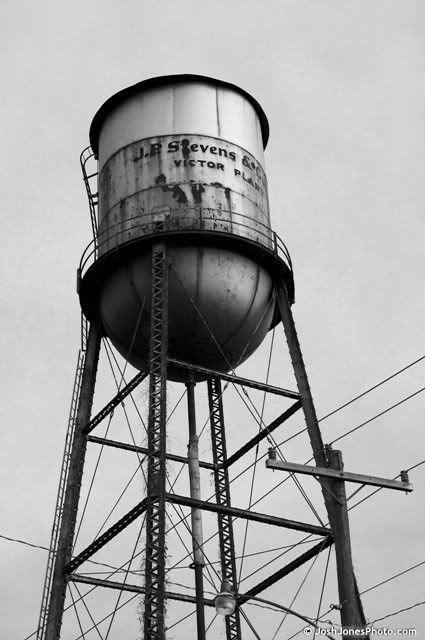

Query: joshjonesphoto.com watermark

[303,627,417,636]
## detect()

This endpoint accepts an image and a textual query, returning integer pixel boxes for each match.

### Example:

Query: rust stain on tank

[155,174,167,185]
[172,185,187,203]
[191,183,205,204]
[155,174,187,203]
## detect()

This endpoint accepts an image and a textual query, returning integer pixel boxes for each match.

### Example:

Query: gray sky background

[1,1,424,638]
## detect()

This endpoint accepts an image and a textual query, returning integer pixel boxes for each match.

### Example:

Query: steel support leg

[186,378,206,640]
[275,282,367,632]
[208,378,242,640]
[43,323,101,640]
[143,243,169,640]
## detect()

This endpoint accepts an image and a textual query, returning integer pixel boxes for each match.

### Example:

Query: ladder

[36,333,88,638]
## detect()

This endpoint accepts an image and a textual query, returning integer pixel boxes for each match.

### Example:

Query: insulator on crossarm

[268,446,277,461]
[400,470,409,484]
[400,469,410,494]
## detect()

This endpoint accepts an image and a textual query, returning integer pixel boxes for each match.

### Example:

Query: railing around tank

[78,208,293,280]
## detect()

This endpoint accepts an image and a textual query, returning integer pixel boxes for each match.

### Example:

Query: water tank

[79,75,293,381]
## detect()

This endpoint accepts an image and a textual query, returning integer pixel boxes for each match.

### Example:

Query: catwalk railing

[78,208,293,280]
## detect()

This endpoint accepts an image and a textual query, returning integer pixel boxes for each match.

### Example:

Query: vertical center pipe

[186,376,206,640]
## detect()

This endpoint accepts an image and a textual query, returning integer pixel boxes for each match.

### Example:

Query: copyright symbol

[304,628,312,636]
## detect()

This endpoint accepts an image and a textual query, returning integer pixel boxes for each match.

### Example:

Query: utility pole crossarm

[266,460,413,493]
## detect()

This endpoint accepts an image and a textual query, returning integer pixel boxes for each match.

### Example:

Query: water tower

[36,75,381,640]
[79,74,294,378]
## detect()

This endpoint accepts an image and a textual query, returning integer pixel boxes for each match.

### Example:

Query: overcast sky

[1,1,425,638]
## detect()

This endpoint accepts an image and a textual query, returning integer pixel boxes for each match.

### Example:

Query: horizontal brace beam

[87,435,215,470]
[238,536,334,604]
[165,494,331,536]
[65,499,147,574]
[83,371,148,435]
[169,358,300,399]
[224,400,302,469]
[266,460,413,493]
[68,573,215,607]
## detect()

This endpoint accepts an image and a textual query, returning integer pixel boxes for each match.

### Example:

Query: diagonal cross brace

[65,498,147,574]
[238,536,334,604]
[224,400,302,469]
[84,370,148,435]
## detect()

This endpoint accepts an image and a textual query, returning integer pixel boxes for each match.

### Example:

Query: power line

[287,556,425,639]
[0,533,49,553]
[0,533,143,577]
[360,560,425,598]
[368,600,425,625]
[319,355,425,422]
[406,458,425,473]
[276,356,425,449]
[330,385,425,445]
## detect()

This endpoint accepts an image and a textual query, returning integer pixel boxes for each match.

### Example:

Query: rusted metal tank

[79,75,293,380]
